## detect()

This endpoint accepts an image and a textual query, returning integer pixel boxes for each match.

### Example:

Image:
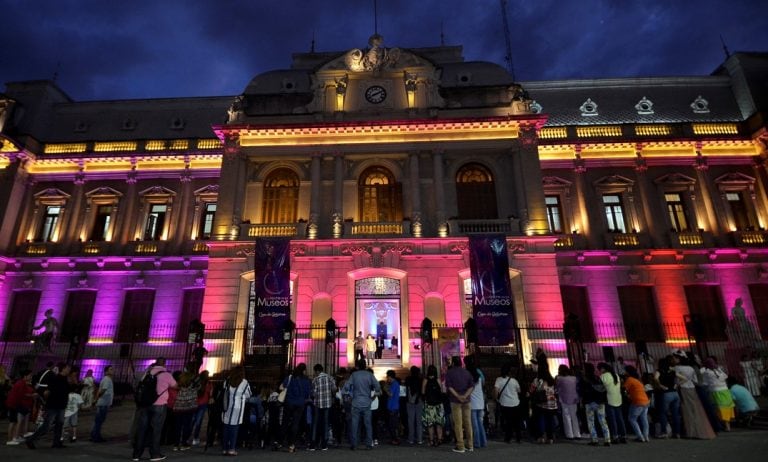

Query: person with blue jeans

[344,360,381,450]
[90,365,114,442]
[656,357,681,438]
[190,370,212,445]
[598,362,627,443]
[464,356,486,448]
[623,366,650,442]
[132,358,177,462]
[221,367,251,456]
[581,363,611,446]
[280,363,312,452]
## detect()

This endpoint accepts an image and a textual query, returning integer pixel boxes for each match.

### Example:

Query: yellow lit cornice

[538,140,758,161]
[228,118,538,147]
[44,143,87,154]
[25,153,223,175]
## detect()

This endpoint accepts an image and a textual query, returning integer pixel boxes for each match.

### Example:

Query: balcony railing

[733,230,767,246]
[19,242,53,255]
[241,223,307,238]
[346,221,409,237]
[605,232,646,249]
[447,218,521,236]
[79,241,111,255]
[669,230,713,248]
[553,233,587,250]
[125,240,167,255]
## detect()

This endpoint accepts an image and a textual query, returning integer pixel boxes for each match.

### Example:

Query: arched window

[358,166,402,222]
[456,163,498,219]
[262,168,299,224]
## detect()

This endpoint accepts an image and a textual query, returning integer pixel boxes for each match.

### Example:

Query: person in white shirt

[63,386,84,442]
[493,363,522,443]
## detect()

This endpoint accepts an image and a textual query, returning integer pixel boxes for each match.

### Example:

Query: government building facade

[1,36,767,379]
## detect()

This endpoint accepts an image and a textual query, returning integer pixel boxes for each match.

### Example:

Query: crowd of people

[0,348,764,459]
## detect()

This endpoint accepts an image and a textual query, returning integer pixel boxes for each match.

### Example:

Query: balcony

[183,240,210,254]
[126,240,167,255]
[604,232,647,249]
[79,241,112,255]
[346,221,410,237]
[19,242,54,256]
[669,230,713,248]
[553,233,587,250]
[240,222,307,238]
[447,217,521,236]
[733,230,768,246]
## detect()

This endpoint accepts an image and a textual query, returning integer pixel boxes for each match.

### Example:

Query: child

[63,383,84,442]
[6,369,35,445]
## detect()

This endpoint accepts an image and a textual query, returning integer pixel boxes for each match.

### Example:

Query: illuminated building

[1,38,766,377]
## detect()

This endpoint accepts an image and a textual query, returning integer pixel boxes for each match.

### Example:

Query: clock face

[365,85,387,104]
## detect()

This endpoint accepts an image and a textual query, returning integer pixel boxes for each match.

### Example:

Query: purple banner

[469,234,515,345]
[253,238,291,345]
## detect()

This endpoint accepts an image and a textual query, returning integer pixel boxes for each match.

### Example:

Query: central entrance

[355,277,402,364]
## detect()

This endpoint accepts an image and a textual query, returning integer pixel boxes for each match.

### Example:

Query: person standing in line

[25,362,70,449]
[343,360,381,450]
[133,357,178,462]
[580,362,611,447]
[310,364,337,451]
[404,366,423,445]
[90,365,114,442]
[354,332,366,363]
[598,362,627,444]
[555,364,582,440]
[62,383,84,443]
[623,366,650,442]
[700,356,735,432]
[654,356,682,438]
[421,364,446,447]
[530,369,558,444]
[280,363,312,452]
[191,370,212,446]
[670,353,715,439]
[80,369,95,410]
[365,335,377,366]
[5,369,35,445]
[384,370,401,445]
[464,355,486,449]
[444,356,474,453]
[494,362,522,444]
[221,367,251,456]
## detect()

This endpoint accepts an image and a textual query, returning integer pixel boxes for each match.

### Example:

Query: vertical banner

[253,238,291,345]
[469,234,515,345]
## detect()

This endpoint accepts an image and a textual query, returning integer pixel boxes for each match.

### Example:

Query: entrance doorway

[354,277,402,365]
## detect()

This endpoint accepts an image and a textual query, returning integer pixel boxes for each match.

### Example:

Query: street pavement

[2,403,767,462]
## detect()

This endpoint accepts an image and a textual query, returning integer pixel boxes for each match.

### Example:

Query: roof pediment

[317,35,435,73]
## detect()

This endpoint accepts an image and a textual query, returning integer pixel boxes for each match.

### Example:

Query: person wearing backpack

[133,357,177,462]
[580,362,611,446]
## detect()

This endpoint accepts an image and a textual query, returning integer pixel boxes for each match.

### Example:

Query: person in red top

[623,366,650,442]
[6,369,35,445]
[191,370,212,446]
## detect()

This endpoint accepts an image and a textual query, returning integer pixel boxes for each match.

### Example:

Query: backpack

[424,378,443,406]
[135,371,165,408]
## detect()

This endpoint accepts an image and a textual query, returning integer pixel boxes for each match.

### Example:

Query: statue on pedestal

[725,298,761,349]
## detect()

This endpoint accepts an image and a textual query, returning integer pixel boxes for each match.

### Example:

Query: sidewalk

[2,402,767,461]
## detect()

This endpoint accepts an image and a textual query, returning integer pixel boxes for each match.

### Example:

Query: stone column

[572,148,596,247]
[409,152,422,236]
[116,165,139,247]
[212,134,244,240]
[308,153,322,238]
[172,164,194,252]
[516,125,548,234]
[693,148,726,241]
[63,170,86,252]
[332,154,344,238]
[633,148,663,247]
[433,150,446,230]
[0,153,31,253]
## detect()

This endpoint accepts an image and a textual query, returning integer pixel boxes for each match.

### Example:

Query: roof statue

[344,34,401,72]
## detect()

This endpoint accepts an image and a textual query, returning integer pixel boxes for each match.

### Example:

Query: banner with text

[469,234,515,346]
[253,238,291,345]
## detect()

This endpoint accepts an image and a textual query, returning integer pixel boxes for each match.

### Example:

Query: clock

[364,85,387,104]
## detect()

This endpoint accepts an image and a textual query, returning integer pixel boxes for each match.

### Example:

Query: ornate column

[116,162,139,246]
[632,145,663,247]
[308,153,322,239]
[409,152,422,237]
[212,134,244,240]
[63,169,86,252]
[0,153,31,253]
[432,150,447,235]
[572,146,596,247]
[332,154,344,238]
[693,144,725,240]
[172,162,194,252]
[516,125,548,234]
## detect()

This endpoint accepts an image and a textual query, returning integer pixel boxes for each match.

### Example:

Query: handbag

[277,376,291,403]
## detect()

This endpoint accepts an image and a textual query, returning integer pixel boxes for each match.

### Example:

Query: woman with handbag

[221,366,252,456]
[171,371,199,451]
[493,363,522,444]
[530,369,558,444]
[280,363,311,452]
[555,364,582,440]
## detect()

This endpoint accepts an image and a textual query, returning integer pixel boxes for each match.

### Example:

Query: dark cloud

[1,0,765,101]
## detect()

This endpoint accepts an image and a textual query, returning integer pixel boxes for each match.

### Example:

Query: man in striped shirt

[311,364,337,450]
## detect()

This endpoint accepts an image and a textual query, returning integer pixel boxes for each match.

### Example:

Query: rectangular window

[748,284,768,339]
[38,205,61,241]
[545,195,563,233]
[725,192,752,230]
[683,285,727,341]
[602,194,627,233]
[90,205,113,241]
[559,285,596,342]
[199,203,216,239]
[116,289,155,343]
[3,290,41,341]
[144,204,167,240]
[665,193,689,232]
[60,290,97,343]
[175,288,205,342]
[617,286,663,342]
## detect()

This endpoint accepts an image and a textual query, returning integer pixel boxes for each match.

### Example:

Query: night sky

[1,0,766,101]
